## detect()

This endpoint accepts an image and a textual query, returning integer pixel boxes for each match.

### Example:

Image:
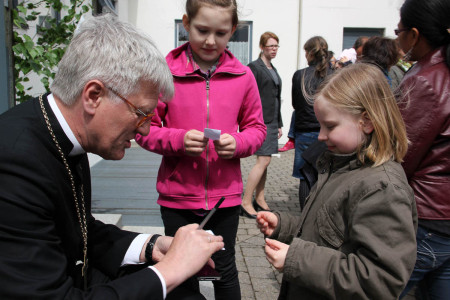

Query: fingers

[184,130,208,156]
[256,211,277,227]
[184,131,237,158]
[264,238,288,271]
[214,134,236,159]
[265,238,282,250]
[206,258,216,269]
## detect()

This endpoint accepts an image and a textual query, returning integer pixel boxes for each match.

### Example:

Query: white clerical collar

[47,93,85,156]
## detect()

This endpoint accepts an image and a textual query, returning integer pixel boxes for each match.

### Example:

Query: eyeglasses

[106,86,155,128]
[265,45,280,49]
[394,28,409,35]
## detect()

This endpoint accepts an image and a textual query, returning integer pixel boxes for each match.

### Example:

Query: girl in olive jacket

[257,64,417,300]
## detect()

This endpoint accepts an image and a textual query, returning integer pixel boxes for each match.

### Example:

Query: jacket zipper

[174,71,245,210]
[205,79,210,210]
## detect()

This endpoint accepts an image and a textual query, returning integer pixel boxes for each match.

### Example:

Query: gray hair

[50,14,173,105]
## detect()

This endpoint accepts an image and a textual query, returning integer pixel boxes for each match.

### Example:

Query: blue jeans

[400,225,450,300]
[292,131,319,179]
[287,111,295,139]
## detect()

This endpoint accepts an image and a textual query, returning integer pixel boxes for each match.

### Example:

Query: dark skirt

[255,120,278,155]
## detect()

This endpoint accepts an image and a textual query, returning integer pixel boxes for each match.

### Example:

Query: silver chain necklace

[38,94,88,281]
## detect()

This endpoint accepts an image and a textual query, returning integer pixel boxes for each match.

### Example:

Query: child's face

[314,96,365,154]
[183,6,235,70]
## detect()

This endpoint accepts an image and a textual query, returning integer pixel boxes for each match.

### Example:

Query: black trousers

[161,205,241,300]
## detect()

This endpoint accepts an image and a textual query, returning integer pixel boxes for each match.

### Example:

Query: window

[36,8,60,34]
[342,27,384,50]
[228,21,252,65]
[93,0,117,15]
[175,20,253,65]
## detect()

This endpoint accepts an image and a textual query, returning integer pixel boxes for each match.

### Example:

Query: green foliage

[12,0,91,103]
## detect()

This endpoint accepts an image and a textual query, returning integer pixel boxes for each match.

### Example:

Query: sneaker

[278,139,295,152]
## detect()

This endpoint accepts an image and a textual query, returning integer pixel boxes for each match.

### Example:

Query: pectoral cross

[82,248,88,290]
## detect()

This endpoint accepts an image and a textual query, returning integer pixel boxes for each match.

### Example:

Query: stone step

[92,213,122,228]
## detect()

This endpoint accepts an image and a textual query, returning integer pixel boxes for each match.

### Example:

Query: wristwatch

[145,234,161,264]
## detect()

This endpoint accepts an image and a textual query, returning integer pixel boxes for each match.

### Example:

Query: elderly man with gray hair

[0,14,223,300]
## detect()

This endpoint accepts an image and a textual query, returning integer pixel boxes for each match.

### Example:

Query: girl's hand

[278,128,282,139]
[256,211,278,236]
[265,238,288,272]
[213,134,236,159]
[184,130,208,156]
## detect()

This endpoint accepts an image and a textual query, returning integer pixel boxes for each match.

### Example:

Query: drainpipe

[296,0,303,70]
[1,0,14,112]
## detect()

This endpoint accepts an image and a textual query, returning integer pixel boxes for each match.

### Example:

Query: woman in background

[395,0,450,298]
[291,36,332,208]
[241,32,282,218]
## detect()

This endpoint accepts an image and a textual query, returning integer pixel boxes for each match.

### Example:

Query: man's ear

[360,112,374,135]
[82,80,104,115]
[182,14,190,32]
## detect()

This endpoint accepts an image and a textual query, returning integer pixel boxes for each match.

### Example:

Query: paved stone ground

[237,151,299,300]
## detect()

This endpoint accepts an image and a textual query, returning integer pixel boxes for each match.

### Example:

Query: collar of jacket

[317,151,363,174]
[166,42,247,77]
[407,46,446,76]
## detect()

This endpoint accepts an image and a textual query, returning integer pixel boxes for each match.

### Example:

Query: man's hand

[184,130,208,156]
[213,134,236,159]
[153,224,224,293]
[256,211,279,237]
[151,235,172,263]
[265,238,288,272]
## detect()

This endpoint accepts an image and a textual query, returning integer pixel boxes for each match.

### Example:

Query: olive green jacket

[271,152,417,300]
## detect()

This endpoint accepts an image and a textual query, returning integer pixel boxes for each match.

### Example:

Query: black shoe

[253,200,271,212]
[240,206,256,219]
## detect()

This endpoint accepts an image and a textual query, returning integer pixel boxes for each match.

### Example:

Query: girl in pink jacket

[136,1,265,299]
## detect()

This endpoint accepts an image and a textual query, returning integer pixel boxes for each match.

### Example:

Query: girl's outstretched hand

[256,211,278,237]
[213,133,236,159]
[265,238,288,272]
[184,129,208,156]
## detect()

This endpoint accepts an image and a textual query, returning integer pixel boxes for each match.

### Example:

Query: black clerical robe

[0,95,163,299]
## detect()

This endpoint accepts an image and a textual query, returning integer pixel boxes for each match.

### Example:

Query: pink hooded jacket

[136,43,266,210]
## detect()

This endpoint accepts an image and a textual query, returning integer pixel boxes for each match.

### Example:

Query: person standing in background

[359,36,400,86]
[241,32,282,218]
[291,36,332,208]
[395,0,450,298]
[389,46,412,90]
[136,1,266,299]
[335,36,368,68]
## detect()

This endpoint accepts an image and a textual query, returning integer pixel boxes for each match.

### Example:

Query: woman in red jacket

[396,0,450,298]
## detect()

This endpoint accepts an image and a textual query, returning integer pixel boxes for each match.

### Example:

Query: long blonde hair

[316,63,408,166]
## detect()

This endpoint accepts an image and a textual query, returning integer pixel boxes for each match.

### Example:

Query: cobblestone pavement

[237,150,299,300]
